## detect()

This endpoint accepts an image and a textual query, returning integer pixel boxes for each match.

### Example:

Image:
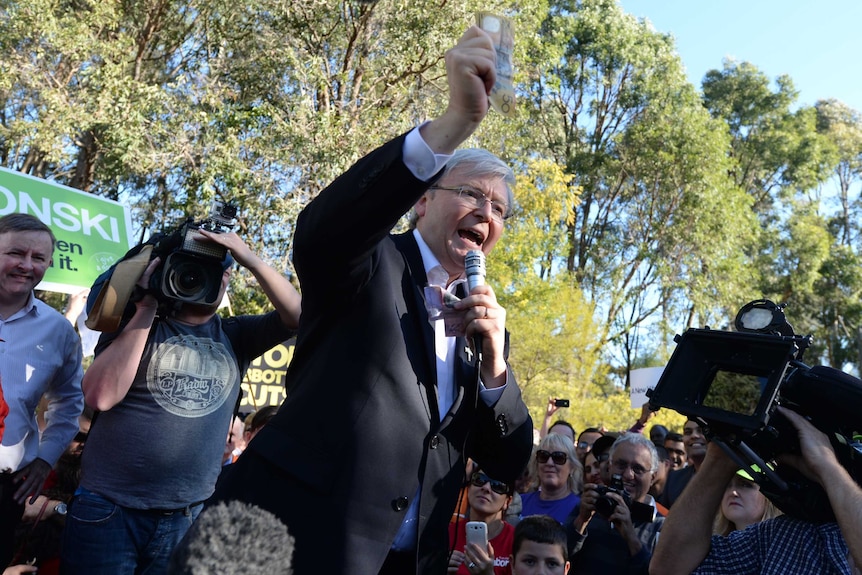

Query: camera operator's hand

[83,256,161,411]
[601,491,643,555]
[776,406,838,486]
[196,229,256,268]
[777,406,862,572]
[195,229,301,330]
[575,483,600,533]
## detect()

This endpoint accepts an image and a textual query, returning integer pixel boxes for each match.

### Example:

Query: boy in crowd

[510,515,570,575]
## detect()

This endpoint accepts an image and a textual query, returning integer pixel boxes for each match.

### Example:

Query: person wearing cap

[61,231,301,574]
[651,407,862,575]
[713,466,782,536]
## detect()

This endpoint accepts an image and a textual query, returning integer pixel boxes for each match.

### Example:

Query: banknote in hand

[475,11,516,116]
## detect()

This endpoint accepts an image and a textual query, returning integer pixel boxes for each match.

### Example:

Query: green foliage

[6,0,862,427]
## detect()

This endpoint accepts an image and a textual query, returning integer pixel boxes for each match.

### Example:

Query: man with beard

[61,231,301,574]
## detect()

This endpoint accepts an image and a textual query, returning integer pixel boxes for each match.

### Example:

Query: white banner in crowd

[629,366,665,408]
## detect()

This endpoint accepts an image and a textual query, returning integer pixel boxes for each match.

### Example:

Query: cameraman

[651,407,862,575]
[565,433,664,574]
[60,230,301,575]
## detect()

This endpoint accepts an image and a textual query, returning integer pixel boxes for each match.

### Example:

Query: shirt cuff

[403,124,453,182]
[478,372,508,406]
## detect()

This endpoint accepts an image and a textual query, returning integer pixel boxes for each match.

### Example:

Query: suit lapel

[393,233,440,422]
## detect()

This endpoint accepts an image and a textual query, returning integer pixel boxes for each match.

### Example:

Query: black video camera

[148,201,238,306]
[647,299,862,523]
[594,474,656,523]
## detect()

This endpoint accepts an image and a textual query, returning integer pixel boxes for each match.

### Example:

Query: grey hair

[530,432,583,494]
[407,148,515,229]
[608,432,660,474]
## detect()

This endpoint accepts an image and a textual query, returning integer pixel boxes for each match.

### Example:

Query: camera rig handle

[711,436,788,491]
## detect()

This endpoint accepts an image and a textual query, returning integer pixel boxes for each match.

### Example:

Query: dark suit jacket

[214,133,533,574]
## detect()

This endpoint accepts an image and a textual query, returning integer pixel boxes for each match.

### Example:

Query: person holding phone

[448,470,515,575]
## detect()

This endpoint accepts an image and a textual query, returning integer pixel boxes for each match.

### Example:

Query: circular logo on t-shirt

[147,334,237,417]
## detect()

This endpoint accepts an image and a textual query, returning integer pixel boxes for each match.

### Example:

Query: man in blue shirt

[0,213,84,566]
[651,407,862,575]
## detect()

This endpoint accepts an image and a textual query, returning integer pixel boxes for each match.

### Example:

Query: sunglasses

[536,450,568,465]
[470,472,511,495]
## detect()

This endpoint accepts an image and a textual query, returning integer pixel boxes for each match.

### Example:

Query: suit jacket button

[392,496,409,511]
[430,435,440,449]
[496,414,508,434]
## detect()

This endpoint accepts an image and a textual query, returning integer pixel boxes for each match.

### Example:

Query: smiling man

[0,213,83,567]
[565,433,664,574]
[659,420,709,509]
[211,26,533,575]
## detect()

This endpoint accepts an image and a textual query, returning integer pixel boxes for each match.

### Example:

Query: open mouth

[458,229,485,248]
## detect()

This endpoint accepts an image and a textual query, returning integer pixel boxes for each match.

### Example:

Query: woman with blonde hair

[520,433,583,524]
[714,469,782,535]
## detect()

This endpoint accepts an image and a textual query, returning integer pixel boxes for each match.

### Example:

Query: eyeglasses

[73,431,88,443]
[470,472,511,495]
[430,185,510,223]
[536,450,568,465]
[596,453,610,463]
[611,459,649,477]
[577,441,593,451]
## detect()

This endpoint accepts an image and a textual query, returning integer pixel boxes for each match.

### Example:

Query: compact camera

[149,201,238,306]
[647,299,862,523]
[594,474,656,523]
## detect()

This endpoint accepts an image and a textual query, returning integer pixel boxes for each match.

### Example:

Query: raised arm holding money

[209,25,533,575]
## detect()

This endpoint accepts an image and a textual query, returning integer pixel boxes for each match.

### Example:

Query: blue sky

[618,0,862,113]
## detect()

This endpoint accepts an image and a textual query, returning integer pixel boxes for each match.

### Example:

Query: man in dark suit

[210,26,533,575]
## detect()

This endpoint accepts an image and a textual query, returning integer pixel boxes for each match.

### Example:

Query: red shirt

[448,521,514,575]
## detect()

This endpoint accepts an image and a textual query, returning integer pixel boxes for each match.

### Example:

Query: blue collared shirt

[0,293,83,471]
[695,515,852,575]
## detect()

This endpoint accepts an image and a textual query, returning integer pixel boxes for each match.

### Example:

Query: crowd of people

[0,24,860,575]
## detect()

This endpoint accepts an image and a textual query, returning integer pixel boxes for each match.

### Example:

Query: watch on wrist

[53,502,68,516]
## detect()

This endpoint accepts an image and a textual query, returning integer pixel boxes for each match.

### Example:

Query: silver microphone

[465,250,486,294]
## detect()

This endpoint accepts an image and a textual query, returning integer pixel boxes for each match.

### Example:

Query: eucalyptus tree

[517,0,756,375]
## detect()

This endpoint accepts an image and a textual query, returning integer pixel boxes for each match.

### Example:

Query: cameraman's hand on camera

[602,491,642,555]
[134,257,161,309]
[776,406,838,486]
[575,483,599,533]
[195,229,301,330]
[196,230,256,268]
[777,406,862,572]
[82,256,160,411]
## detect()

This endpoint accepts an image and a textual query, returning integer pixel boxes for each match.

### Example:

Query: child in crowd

[510,515,570,575]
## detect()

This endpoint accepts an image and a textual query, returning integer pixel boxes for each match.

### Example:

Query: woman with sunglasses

[520,433,582,524]
[448,470,515,575]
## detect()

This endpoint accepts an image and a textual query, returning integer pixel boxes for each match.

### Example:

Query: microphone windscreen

[168,500,294,575]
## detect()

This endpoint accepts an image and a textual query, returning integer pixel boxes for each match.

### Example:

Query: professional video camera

[647,299,862,523]
[594,474,656,523]
[148,201,238,306]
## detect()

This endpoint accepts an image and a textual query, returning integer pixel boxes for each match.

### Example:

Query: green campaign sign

[0,167,134,294]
